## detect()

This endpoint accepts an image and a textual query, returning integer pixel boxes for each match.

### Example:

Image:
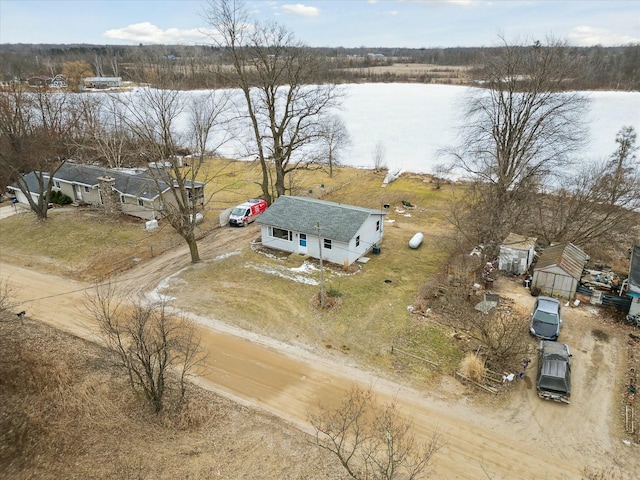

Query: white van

[228,198,267,227]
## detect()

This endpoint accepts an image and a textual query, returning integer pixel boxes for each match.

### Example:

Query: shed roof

[256,196,386,243]
[501,233,537,251]
[534,243,588,280]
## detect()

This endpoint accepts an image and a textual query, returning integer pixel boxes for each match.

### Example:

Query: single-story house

[7,161,204,221]
[256,196,387,266]
[8,172,42,205]
[531,243,589,299]
[626,244,640,316]
[498,233,537,275]
[83,77,122,89]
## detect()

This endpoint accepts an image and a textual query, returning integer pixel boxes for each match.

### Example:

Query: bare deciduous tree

[0,278,15,316]
[417,278,529,371]
[309,385,443,480]
[318,115,351,178]
[203,0,343,204]
[445,36,589,245]
[85,283,205,413]
[430,163,453,190]
[372,141,387,172]
[119,87,231,263]
[465,309,531,371]
[0,86,85,220]
[529,126,640,249]
[76,94,136,168]
[62,60,94,92]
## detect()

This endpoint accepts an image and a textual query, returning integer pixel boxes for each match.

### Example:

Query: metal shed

[531,243,588,299]
[498,233,537,275]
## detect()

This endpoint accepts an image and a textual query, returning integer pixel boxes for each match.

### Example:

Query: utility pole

[317,222,325,308]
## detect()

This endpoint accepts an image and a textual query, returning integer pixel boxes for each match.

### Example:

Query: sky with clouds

[0,0,638,48]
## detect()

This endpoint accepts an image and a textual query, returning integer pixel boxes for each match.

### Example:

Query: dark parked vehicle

[530,296,562,341]
[536,340,572,404]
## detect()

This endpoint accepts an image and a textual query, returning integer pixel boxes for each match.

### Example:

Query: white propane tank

[190,212,204,224]
[409,232,424,249]
[145,219,158,231]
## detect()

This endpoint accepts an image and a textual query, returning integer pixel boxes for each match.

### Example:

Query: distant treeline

[1,43,638,91]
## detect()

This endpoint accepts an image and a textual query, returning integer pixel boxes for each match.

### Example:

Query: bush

[460,353,485,383]
[49,190,72,205]
[327,286,343,298]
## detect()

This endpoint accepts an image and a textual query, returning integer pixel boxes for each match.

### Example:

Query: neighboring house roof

[534,243,588,280]
[7,171,44,196]
[629,244,640,296]
[8,162,203,202]
[256,196,386,243]
[501,233,537,251]
[84,77,122,82]
[53,162,171,201]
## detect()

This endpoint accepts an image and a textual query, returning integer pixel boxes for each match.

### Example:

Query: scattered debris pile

[625,334,639,440]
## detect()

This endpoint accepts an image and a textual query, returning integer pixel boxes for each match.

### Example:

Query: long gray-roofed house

[7,161,204,221]
[256,196,387,266]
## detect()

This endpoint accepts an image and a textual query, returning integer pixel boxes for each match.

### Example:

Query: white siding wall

[260,214,385,266]
[13,189,38,205]
[348,215,384,264]
[499,248,532,275]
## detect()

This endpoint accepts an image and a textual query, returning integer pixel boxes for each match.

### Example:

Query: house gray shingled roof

[54,162,171,201]
[256,196,386,243]
[9,172,43,194]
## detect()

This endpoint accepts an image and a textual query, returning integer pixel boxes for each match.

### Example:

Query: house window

[54,181,60,189]
[356,235,360,247]
[138,199,144,207]
[84,186,90,193]
[271,227,292,241]
[324,238,332,250]
[120,195,125,203]
[376,220,380,232]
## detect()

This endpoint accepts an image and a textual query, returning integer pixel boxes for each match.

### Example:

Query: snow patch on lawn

[246,261,320,285]
[147,268,188,303]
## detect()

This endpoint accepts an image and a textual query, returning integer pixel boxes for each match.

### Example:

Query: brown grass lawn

[0,159,468,380]
[0,160,471,478]
[0,316,344,480]
[163,162,468,381]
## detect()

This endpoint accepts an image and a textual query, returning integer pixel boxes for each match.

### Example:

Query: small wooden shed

[531,243,588,299]
[498,233,537,275]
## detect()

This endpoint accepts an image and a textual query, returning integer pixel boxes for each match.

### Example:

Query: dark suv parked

[536,340,572,404]
[530,296,562,341]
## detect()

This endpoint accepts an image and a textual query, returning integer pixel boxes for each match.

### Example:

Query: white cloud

[103,22,213,44]
[281,3,320,17]
[399,0,478,5]
[567,25,640,47]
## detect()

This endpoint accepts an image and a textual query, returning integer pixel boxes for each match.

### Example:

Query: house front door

[75,185,83,201]
[298,233,308,254]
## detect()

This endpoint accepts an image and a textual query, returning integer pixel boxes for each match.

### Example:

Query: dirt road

[1,227,638,479]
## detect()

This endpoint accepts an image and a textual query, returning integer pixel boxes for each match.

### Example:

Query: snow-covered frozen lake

[119,83,640,175]
[332,84,640,174]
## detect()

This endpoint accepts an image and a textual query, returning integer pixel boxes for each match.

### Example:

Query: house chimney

[98,176,118,214]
